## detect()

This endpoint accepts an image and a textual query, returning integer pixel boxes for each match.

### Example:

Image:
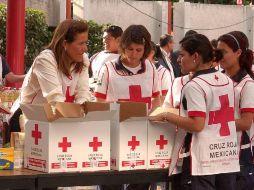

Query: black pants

[181,157,236,190]
[171,173,182,190]
[236,165,254,190]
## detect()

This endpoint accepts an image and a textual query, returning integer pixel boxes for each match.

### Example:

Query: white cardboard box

[147,107,178,169]
[21,102,114,173]
[111,102,148,171]
[79,102,115,172]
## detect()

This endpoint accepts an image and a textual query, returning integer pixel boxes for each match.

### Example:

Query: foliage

[0,4,52,72]
[87,20,110,57]
[0,4,7,57]
[25,8,52,71]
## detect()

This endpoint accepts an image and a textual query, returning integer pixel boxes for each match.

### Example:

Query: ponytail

[240,49,254,79]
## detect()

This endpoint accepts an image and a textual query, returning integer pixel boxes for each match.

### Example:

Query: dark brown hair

[218,31,254,78]
[47,19,89,76]
[180,33,214,64]
[120,25,151,61]
[104,25,123,38]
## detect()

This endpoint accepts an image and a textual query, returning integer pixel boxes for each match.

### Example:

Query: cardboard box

[111,102,148,171]
[147,107,178,169]
[21,102,114,173]
[79,102,115,172]
[0,147,14,170]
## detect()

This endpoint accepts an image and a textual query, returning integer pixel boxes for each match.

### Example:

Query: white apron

[106,60,156,109]
[169,71,239,176]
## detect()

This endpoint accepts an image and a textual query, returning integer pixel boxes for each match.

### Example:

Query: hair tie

[225,34,240,49]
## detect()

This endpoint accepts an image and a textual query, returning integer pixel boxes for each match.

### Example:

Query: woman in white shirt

[9,19,91,134]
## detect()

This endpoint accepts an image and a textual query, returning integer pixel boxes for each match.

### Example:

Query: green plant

[0,4,52,72]
[25,8,52,71]
[87,20,110,57]
[0,4,7,57]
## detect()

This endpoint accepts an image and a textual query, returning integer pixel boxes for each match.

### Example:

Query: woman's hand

[149,112,168,122]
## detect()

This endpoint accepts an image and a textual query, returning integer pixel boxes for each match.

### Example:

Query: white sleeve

[162,89,173,108]
[161,69,173,96]
[94,64,109,99]
[152,65,160,97]
[74,54,91,104]
[33,54,66,104]
[184,81,206,118]
[240,81,254,113]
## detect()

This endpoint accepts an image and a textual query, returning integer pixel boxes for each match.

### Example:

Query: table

[0,168,170,190]
[0,168,37,190]
[36,169,170,190]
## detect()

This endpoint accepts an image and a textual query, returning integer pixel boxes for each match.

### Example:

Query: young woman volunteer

[94,25,160,112]
[150,33,239,190]
[217,31,254,190]
[95,24,160,190]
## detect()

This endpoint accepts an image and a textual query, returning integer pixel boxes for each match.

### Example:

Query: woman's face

[178,47,196,74]
[217,41,240,71]
[103,32,120,52]
[123,43,145,64]
[65,32,88,62]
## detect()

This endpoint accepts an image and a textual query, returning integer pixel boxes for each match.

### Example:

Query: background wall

[173,2,254,49]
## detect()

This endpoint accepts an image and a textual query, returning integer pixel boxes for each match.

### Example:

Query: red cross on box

[58,137,71,152]
[32,124,41,145]
[118,85,151,108]
[156,135,168,150]
[89,137,102,152]
[65,86,75,103]
[208,94,234,136]
[128,136,140,151]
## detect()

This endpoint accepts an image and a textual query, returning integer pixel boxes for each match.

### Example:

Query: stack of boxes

[22,102,115,173]
[21,102,177,173]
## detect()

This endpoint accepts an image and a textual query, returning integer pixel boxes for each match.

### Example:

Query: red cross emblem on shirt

[156,135,168,150]
[89,137,102,152]
[128,136,140,151]
[214,75,219,81]
[208,94,234,136]
[32,124,41,145]
[58,137,71,152]
[119,85,151,108]
[65,86,75,103]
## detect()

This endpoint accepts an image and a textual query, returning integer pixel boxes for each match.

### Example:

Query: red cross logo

[208,94,234,136]
[128,136,140,151]
[89,137,102,152]
[214,75,219,81]
[32,124,41,145]
[156,135,168,150]
[65,86,75,103]
[119,85,151,108]
[58,137,71,152]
